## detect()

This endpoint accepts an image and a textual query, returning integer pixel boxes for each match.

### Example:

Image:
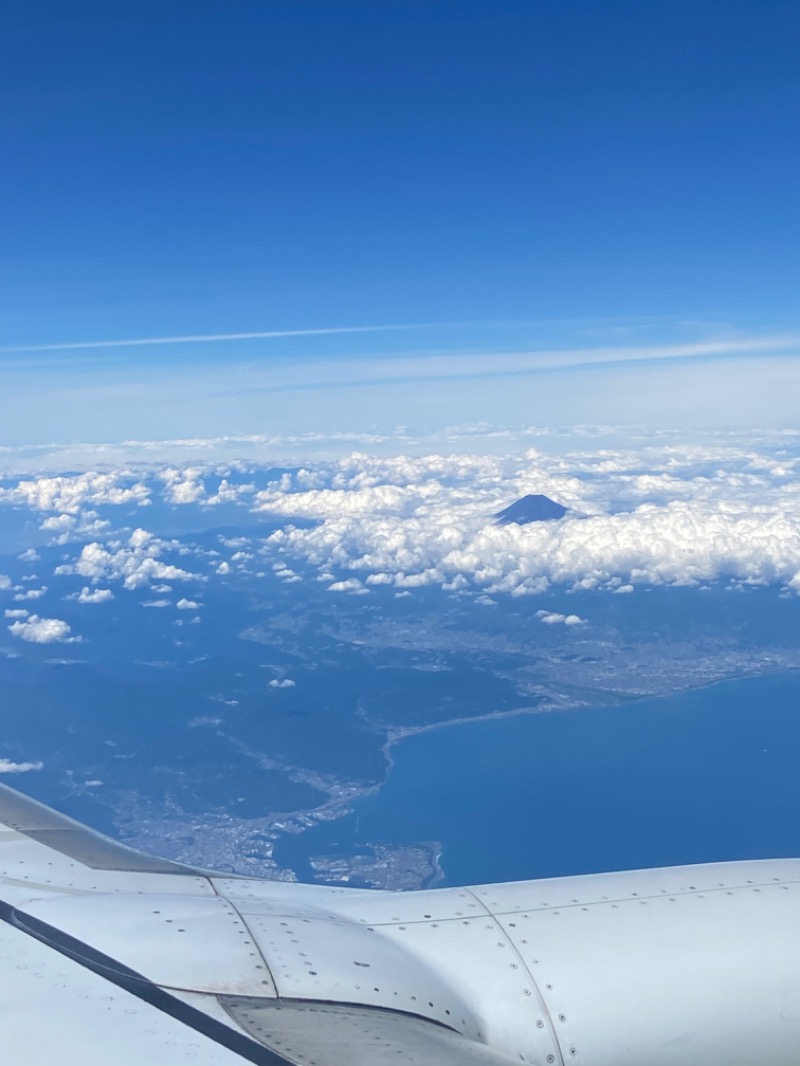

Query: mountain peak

[495,494,567,525]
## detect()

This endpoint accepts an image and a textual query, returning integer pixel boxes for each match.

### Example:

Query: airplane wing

[2,779,800,1066]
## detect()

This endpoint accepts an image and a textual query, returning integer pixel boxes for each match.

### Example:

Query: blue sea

[276,671,800,887]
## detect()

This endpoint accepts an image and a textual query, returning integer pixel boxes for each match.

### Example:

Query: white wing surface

[2,780,800,1065]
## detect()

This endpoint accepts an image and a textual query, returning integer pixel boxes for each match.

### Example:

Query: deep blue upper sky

[1,1,799,442]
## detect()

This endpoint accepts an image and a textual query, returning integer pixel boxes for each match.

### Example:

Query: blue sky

[2,1,799,445]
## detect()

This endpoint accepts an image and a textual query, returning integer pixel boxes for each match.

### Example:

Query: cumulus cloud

[0,759,43,774]
[365,572,393,586]
[258,445,800,596]
[204,479,255,506]
[273,565,302,583]
[68,587,114,604]
[18,548,39,562]
[14,587,47,601]
[327,578,369,594]
[0,471,149,513]
[55,528,197,589]
[5,441,800,605]
[268,678,296,689]
[40,514,76,531]
[4,609,28,618]
[160,467,206,504]
[176,598,200,609]
[8,615,75,643]
[219,536,251,549]
[0,575,10,590]
[536,610,587,626]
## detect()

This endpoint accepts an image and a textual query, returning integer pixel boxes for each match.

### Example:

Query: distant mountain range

[494,493,567,525]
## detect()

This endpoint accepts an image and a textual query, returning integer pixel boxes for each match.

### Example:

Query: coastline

[274,665,800,888]
[115,664,800,887]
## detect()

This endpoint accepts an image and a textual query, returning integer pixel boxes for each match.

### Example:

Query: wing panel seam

[464,887,565,1066]
[0,894,294,1066]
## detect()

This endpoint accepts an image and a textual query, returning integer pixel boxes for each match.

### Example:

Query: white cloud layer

[3,437,800,601]
[258,445,800,595]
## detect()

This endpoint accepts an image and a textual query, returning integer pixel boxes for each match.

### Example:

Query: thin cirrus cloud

[0,324,799,445]
[3,322,799,390]
[0,321,450,355]
[250,332,800,391]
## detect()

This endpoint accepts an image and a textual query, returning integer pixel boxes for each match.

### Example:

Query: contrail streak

[0,322,448,355]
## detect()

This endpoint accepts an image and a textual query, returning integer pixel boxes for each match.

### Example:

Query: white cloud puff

[268,678,296,689]
[69,587,113,604]
[365,572,393,586]
[176,598,200,609]
[4,609,28,619]
[55,529,197,589]
[14,587,47,601]
[536,610,587,626]
[0,471,149,514]
[0,575,11,590]
[0,759,43,774]
[8,615,75,643]
[327,578,369,594]
[204,479,255,506]
[40,514,76,531]
[274,567,302,583]
[159,467,206,504]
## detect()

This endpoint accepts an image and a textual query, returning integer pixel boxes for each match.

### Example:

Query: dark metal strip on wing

[0,895,296,1066]
[0,781,203,873]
